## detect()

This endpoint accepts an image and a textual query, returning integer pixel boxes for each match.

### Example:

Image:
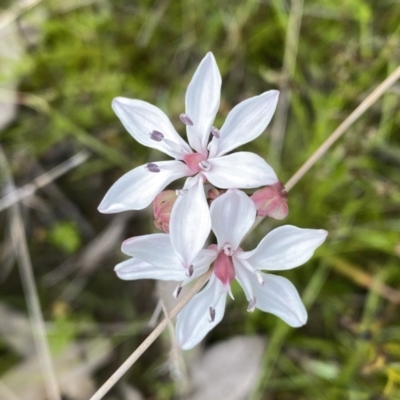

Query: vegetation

[1,0,400,399]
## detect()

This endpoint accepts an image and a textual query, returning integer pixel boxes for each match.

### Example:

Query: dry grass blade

[328,257,400,304]
[0,0,41,33]
[89,270,212,400]
[0,233,15,282]
[44,214,128,303]
[249,62,400,232]
[0,150,90,213]
[0,380,20,400]
[0,145,61,400]
[2,338,113,400]
[136,0,170,47]
[159,287,190,395]
[269,0,304,161]
[284,63,400,191]
[0,304,35,356]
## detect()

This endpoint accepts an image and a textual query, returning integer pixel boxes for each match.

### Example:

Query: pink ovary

[213,249,235,286]
[183,152,208,174]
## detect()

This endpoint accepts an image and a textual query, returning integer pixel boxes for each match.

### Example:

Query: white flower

[98,52,279,214]
[115,189,328,350]
[115,184,214,297]
[115,178,216,281]
[175,190,327,349]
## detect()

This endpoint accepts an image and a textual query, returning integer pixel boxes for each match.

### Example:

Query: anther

[223,243,234,256]
[186,264,194,278]
[211,126,220,138]
[247,297,257,312]
[173,284,182,298]
[254,270,264,286]
[149,130,164,142]
[198,160,211,172]
[179,113,194,126]
[208,306,216,322]
[175,189,188,196]
[146,163,160,173]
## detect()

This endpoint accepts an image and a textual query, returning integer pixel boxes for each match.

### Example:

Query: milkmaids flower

[175,190,327,349]
[115,189,328,350]
[115,179,216,283]
[98,52,279,216]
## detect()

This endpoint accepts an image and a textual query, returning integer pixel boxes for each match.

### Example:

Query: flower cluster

[99,53,327,349]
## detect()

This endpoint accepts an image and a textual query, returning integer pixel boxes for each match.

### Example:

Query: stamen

[179,113,194,126]
[175,189,188,196]
[247,297,257,312]
[211,126,220,138]
[198,160,211,172]
[254,270,264,286]
[208,306,216,322]
[146,163,160,173]
[149,130,164,142]
[186,264,194,277]
[173,284,182,298]
[223,243,234,256]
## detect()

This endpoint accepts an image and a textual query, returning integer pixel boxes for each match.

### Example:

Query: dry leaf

[1,338,112,400]
[188,335,266,400]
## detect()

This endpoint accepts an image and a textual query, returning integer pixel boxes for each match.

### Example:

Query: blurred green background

[1,0,400,399]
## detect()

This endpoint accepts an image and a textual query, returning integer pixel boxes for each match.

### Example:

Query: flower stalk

[89,270,212,400]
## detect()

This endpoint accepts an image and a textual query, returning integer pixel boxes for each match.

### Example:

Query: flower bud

[153,190,177,233]
[250,182,288,220]
[207,188,221,201]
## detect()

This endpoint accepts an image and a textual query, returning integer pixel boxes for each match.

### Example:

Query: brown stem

[89,270,212,400]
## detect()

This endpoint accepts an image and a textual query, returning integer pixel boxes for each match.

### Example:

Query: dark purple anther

[146,163,160,173]
[208,306,216,322]
[173,284,182,298]
[211,126,220,138]
[150,130,164,142]
[179,113,194,126]
[186,264,194,277]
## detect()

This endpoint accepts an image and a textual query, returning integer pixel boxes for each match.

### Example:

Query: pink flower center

[183,153,210,173]
[214,247,236,286]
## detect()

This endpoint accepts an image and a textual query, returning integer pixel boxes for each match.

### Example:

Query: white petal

[170,176,211,268]
[98,161,191,213]
[233,257,254,301]
[181,250,216,287]
[251,272,307,327]
[210,190,256,250]
[208,90,279,158]
[115,258,186,281]
[180,249,217,287]
[176,275,227,350]
[121,233,183,269]
[204,152,278,189]
[185,52,221,154]
[112,97,192,159]
[241,225,328,271]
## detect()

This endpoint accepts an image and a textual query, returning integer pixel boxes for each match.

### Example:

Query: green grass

[1,0,400,398]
